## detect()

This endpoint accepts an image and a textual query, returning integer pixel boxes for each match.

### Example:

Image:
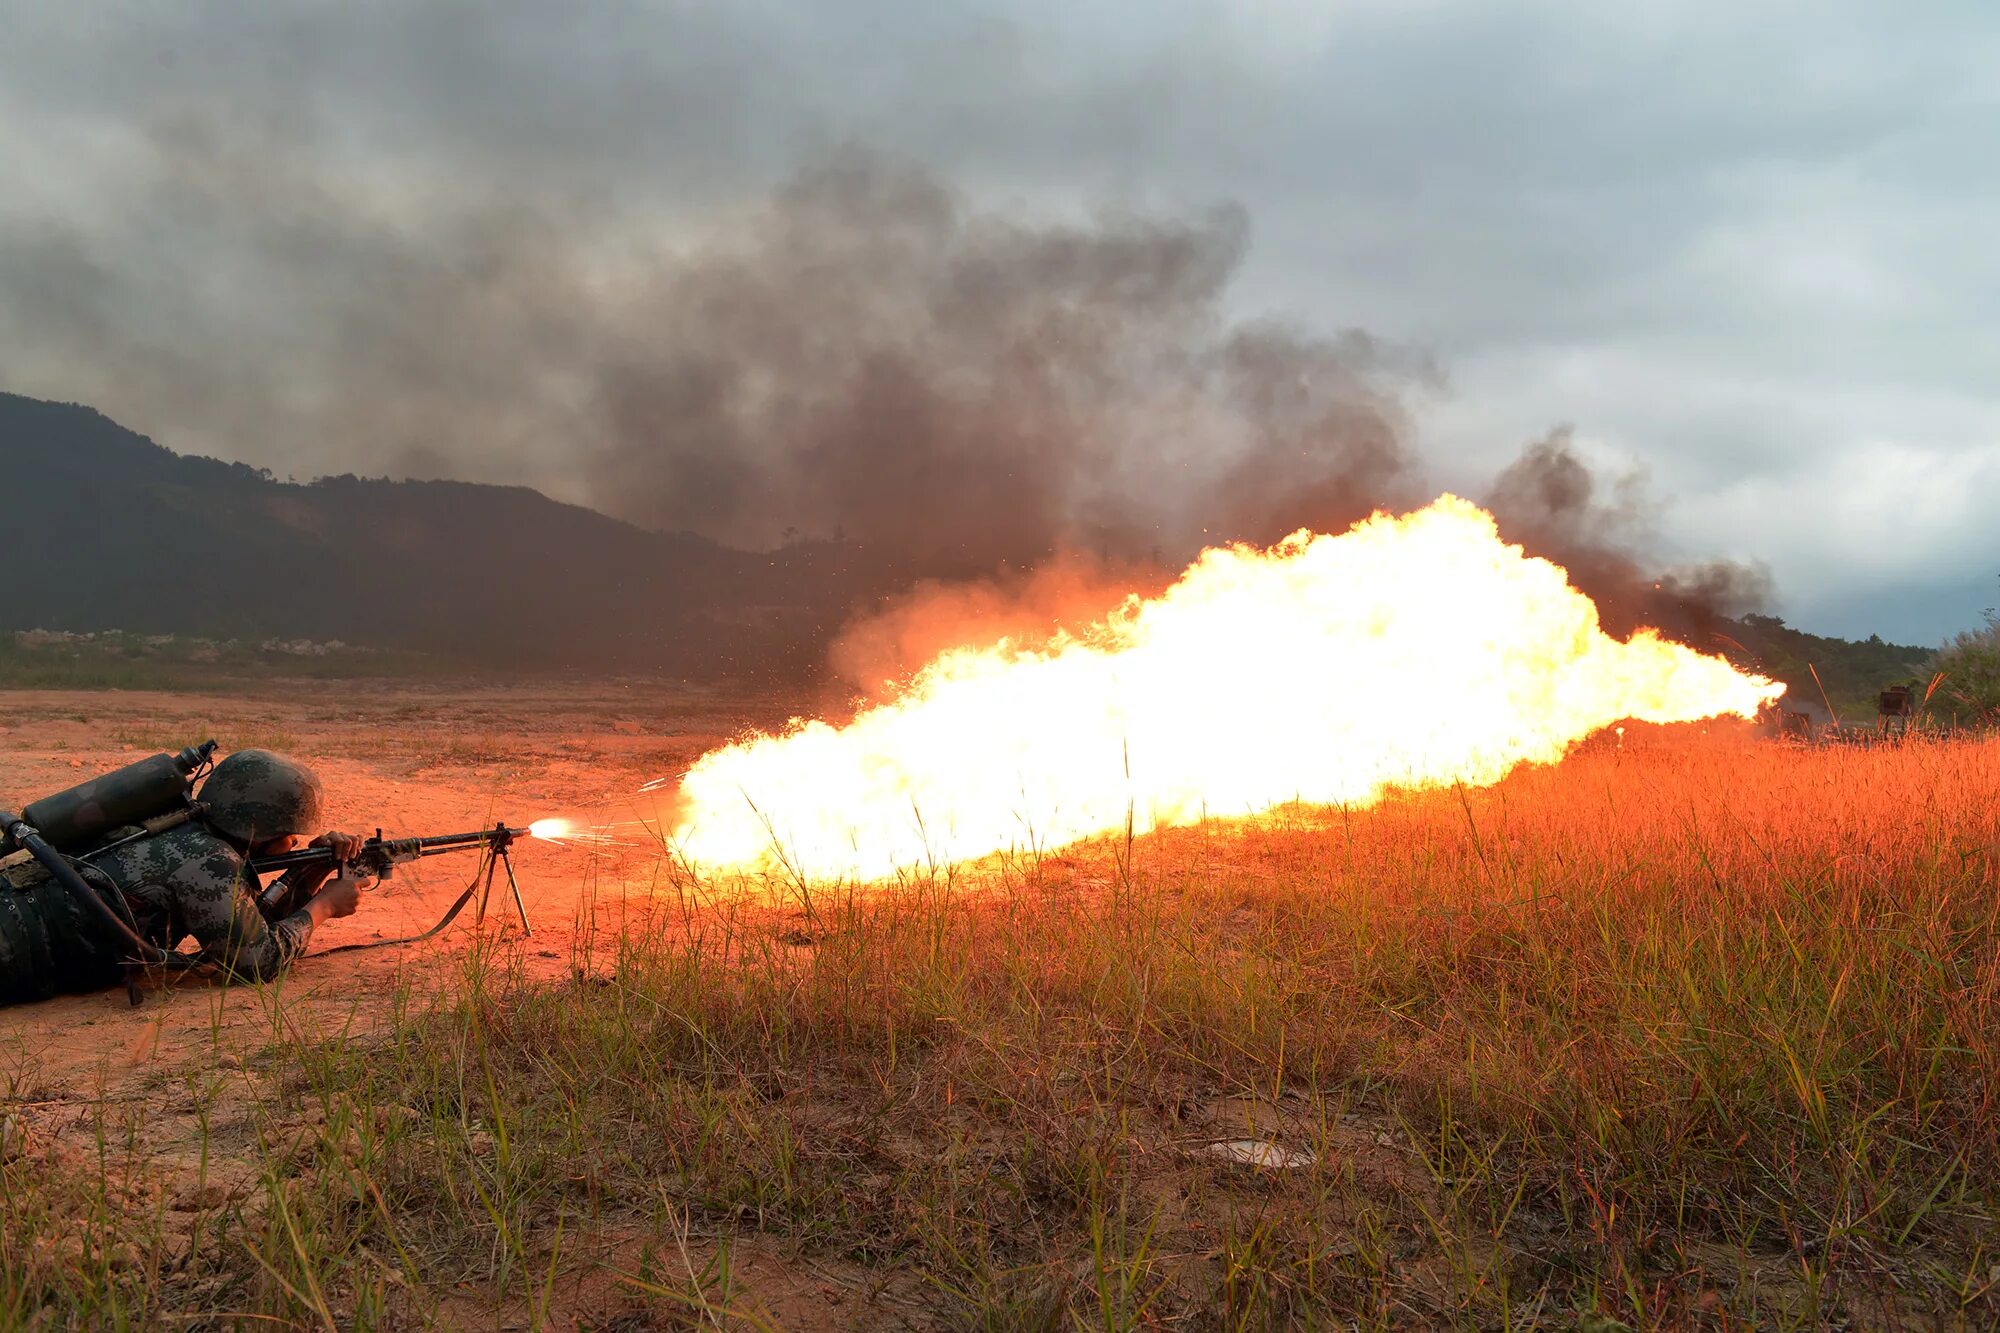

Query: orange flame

[672,496,1783,879]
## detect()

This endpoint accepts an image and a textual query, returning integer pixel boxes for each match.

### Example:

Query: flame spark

[672,497,1783,879]
[529,817,636,851]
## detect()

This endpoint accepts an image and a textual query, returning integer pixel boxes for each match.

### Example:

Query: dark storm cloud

[2,0,1996,637]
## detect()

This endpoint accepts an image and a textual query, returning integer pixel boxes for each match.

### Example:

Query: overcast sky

[4,0,1996,642]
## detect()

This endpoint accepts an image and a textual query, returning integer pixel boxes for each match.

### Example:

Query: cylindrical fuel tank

[4,742,215,854]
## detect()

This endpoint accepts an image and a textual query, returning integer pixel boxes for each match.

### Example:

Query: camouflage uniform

[0,750,325,1006]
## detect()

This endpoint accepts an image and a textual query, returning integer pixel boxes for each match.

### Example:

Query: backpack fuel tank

[0,740,217,856]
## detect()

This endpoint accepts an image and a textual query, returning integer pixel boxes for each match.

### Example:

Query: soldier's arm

[169,849,316,982]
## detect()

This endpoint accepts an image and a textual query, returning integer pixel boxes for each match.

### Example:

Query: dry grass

[5,727,1999,1329]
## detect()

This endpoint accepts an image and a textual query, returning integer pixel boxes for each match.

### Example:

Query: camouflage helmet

[198,750,324,843]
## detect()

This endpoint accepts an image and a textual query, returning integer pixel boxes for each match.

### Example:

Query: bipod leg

[499,849,532,938]
[474,847,502,928]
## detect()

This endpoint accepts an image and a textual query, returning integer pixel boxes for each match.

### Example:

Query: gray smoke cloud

[584,150,1428,574]
[1485,428,1772,641]
[2,128,1426,578]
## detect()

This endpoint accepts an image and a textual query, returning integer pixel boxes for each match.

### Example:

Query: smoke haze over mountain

[6,132,1428,578]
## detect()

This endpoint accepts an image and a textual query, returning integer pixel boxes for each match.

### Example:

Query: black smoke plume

[1485,427,1772,645]
[583,152,1433,575]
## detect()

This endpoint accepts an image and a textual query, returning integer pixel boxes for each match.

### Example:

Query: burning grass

[5,727,2000,1328]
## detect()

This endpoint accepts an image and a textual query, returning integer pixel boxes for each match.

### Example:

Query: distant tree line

[1725,614,1933,721]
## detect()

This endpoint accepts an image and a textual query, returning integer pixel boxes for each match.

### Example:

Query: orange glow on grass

[670,496,1785,880]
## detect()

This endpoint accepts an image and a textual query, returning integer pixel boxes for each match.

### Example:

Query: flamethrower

[251,822,537,943]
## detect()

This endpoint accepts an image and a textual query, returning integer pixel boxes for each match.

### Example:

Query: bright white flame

[672,497,1784,880]
[526,818,632,852]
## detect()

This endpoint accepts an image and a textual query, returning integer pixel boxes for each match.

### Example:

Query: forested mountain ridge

[1,393,867,677]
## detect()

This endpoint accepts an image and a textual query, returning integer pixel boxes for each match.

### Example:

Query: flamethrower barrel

[413,827,529,851]
[247,826,529,875]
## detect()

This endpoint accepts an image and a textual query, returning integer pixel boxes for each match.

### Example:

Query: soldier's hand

[311,830,364,864]
[315,874,364,920]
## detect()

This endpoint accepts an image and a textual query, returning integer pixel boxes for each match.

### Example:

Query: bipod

[472,821,533,938]
[314,822,535,957]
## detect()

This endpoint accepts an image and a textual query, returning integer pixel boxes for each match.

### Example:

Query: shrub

[1929,604,2000,721]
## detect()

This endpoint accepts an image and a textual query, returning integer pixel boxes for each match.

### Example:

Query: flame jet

[673,496,1784,880]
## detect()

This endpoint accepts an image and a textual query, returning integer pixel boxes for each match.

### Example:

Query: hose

[0,809,172,965]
